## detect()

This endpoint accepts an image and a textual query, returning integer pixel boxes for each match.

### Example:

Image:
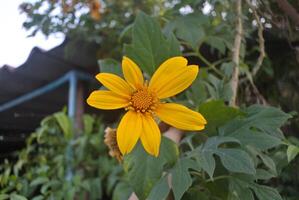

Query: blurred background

[0,0,298,199]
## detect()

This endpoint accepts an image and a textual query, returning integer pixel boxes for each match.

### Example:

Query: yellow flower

[87,56,207,157]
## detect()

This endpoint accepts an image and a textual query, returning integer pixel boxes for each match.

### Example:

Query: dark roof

[0,39,118,156]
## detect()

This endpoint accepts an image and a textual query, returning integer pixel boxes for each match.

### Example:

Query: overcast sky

[0,0,64,67]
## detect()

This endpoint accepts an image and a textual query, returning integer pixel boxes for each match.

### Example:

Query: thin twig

[206,175,231,183]
[240,76,268,105]
[246,0,266,77]
[183,51,224,77]
[250,82,268,105]
[229,0,243,107]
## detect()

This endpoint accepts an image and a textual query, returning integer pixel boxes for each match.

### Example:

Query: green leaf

[187,77,207,106]
[54,112,72,139]
[0,194,9,200]
[255,169,275,180]
[252,185,282,200]
[233,130,282,151]
[176,22,204,50]
[89,178,102,199]
[196,150,215,179]
[165,13,208,50]
[228,182,254,200]
[217,149,255,175]
[41,180,60,194]
[200,136,241,152]
[9,194,27,200]
[167,33,181,56]
[98,58,122,76]
[220,62,234,77]
[220,105,291,139]
[124,11,181,76]
[31,196,44,200]
[229,174,282,200]
[258,153,277,175]
[147,176,170,200]
[205,36,227,54]
[123,137,178,200]
[192,136,255,178]
[204,74,232,101]
[30,177,49,187]
[198,100,242,135]
[171,158,198,200]
[112,182,133,200]
[83,114,95,135]
[287,144,299,163]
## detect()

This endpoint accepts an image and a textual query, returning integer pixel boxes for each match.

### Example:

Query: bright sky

[0,0,64,67]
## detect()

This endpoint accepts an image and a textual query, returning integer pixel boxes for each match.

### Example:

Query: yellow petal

[156,103,207,131]
[150,64,199,99]
[117,111,142,155]
[96,73,132,98]
[140,115,161,157]
[149,56,187,89]
[122,56,144,89]
[86,90,129,110]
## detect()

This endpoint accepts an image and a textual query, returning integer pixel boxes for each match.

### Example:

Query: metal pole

[68,71,78,119]
[65,71,77,181]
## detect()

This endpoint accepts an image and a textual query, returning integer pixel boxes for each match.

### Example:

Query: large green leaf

[232,130,282,151]
[123,137,178,200]
[187,76,208,106]
[112,182,132,200]
[196,149,215,179]
[255,169,275,180]
[192,136,255,178]
[247,147,277,176]
[171,158,198,200]
[217,149,256,175]
[198,100,242,135]
[147,176,170,200]
[228,175,282,200]
[252,185,282,200]
[98,58,122,76]
[219,105,291,139]
[205,36,227,54]
[164,13,209,50]
[124,12,181,76]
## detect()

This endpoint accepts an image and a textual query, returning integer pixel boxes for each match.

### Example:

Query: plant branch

[246,0,266,77]
[183,52,224,77]
[206,175,231,183]
[240,76,268,105]
[229,0,243,107]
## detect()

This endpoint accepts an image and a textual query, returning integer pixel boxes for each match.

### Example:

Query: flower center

[128,87,158,114]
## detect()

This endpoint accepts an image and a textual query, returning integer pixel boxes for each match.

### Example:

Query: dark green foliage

[0,112,126,199]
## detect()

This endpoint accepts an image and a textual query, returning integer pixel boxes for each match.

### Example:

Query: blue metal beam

[0,70,94,113]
